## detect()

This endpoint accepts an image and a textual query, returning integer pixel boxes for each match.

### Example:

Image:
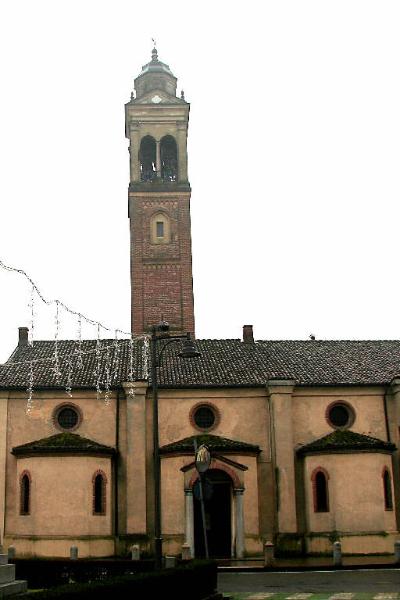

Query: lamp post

[151,320,200,569]
[194,442,211,558]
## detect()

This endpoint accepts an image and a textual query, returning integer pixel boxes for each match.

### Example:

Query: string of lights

[0,258,150,409]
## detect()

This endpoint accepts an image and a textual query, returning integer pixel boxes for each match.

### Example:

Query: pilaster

[387,378,400,529]
[122,382,148,535]
[177,123,188,182]
[129,121,140,183]
[234,488,245,559]
[0,393,8,545]
[184,488,194,558]
[267,379,297,534]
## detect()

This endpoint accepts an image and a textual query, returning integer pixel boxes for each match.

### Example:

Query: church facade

[0,50,399,559]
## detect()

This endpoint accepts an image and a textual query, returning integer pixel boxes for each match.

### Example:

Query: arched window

[150,212,171,244]
[160,135,177,182]
[382,468,393,510]
[93,471,107,515]
[311,468,329,513]
[139,136,156,181]
[20,471,31,515]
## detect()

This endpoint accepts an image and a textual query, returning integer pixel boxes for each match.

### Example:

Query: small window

[54,405,81,431]
[93,471,106,515]
[383,468,393,510]
[326,401,355,429]
[312,468,329,513]
[20,472,31,515]
[150,212,170,244]
[190,403,220,431]
[156,221,164,238]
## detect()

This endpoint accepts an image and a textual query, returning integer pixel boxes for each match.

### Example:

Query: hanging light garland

[0,258,151,409]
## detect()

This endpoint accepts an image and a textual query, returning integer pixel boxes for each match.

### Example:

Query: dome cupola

[134,46,177,99]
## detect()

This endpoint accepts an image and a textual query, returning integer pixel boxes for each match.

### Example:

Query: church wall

[157,388,270,452]
[292,387,387,447]
[157,388,270,556]
[160,453,263,557]
[5,455,113,558]
[3,391,117,558]
[304,453,397,554]
[5,391,117,451]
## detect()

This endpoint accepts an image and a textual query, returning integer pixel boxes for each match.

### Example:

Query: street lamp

[194,443,211,558]
[150,320,200,569]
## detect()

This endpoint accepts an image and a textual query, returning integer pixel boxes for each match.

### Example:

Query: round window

[190,403,219,431]
[55,405,80,430]
[194,406,215,429]
[326,402,355,429]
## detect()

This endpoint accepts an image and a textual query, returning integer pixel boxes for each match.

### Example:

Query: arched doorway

[193,469,232,558]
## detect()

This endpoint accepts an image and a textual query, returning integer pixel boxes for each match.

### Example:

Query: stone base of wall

[3,536,115,558]
[305,531,399,555]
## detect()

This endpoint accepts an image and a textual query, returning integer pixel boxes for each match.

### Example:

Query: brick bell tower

[125,47,195,336]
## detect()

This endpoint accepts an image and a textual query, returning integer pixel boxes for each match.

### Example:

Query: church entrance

[193,469,232,558]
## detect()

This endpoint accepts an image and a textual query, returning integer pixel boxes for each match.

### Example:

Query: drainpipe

[383,387,391,442]
[114,389,121,541]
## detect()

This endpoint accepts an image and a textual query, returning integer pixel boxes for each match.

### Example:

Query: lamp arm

[153,333,189,367]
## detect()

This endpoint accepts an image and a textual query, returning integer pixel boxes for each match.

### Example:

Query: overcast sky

[0,0,399,362]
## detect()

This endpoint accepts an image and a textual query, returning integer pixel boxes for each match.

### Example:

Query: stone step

[0,580,27,598]
[0,558,7,567]
[0,566,15,585]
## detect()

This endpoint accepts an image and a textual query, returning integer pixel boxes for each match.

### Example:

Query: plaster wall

[4,391,117,542]
[6,391,116,450]
[293,388,387,447]
[157,388,270,457]
[9,456,112,538]
[304,453,396,534]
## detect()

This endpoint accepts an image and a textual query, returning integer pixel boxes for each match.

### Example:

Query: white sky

[0,0,399,362]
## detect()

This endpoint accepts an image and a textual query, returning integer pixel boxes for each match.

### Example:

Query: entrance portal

[193,469,232,558]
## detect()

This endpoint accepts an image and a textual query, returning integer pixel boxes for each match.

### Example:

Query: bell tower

[126,47,195,336]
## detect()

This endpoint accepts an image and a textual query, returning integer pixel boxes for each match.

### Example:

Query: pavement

[217,556,400,600]
[218,569,400,599]
[221,594,400,600]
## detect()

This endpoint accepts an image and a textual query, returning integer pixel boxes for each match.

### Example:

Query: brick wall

[129,191,195,336]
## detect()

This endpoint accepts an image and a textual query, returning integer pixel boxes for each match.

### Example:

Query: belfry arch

[139,135,156,181]
[160,135,178,181]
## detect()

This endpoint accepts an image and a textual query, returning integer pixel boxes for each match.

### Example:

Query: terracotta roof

[159,434,260,455]
[1,338,400,390]
[11,433,116,457]
[297,430,396,455]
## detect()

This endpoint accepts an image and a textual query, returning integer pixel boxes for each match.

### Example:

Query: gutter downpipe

[114,388,121,547]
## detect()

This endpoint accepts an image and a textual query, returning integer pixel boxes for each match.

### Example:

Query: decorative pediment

[12,433,116,458]
[297,430,396,456]
[159,434,260,456]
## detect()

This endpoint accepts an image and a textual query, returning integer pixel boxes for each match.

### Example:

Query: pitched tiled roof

[0,339,143,389]
[1,338,400,390]
[159,434,260,455]
[12,433,116,456]
[297,430,396,455]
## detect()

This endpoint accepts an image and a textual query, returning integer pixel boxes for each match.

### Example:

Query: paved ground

[219,569,400,599]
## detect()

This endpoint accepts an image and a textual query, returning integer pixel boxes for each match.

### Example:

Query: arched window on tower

[382,467,393,510]
[160,135,177,182]
[20,471,31,515]
[139,136,157,181]
[93,471,107,515]
[311,468,329,513]
[150,212,171,244]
